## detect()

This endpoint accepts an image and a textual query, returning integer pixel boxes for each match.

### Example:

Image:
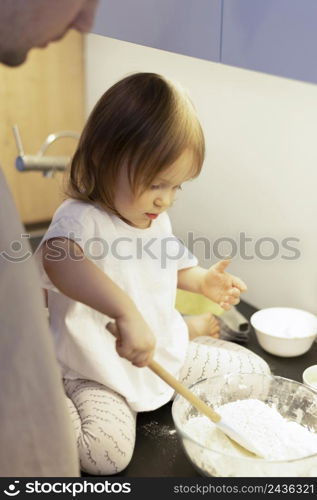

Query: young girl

[39,73,269,475]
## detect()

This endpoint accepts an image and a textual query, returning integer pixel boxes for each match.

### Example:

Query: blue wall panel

[222,0,317,84]
[92,0,222,62]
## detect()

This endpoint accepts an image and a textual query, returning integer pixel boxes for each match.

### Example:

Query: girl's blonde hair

[66,72,205,211]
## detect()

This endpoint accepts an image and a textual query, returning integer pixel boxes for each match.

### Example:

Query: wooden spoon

[106,322,263,456]
[149,359,263,457]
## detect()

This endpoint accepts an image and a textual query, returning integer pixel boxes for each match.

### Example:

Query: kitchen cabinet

[92,0,317,85]
[0,31,85,224]
[91,0,222,62]
[221,0,317,84]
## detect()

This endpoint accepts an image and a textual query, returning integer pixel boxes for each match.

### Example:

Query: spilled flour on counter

[184,399,317,461]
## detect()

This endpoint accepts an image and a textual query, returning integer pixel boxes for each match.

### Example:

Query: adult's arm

[0,169,79,476]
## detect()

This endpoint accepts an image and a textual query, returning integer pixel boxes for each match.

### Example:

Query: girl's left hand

[200,259,247,311]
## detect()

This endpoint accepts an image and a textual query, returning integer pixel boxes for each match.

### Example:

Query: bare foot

[185,313,220,340]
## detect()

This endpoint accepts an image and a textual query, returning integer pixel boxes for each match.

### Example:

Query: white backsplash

[85,34,317,315]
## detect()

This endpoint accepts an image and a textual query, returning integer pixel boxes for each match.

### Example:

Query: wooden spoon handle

[149,359,221,423]
[106,322,221,423]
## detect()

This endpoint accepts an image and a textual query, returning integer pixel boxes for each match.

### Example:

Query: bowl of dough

[250,307,317,357]
[172,373,317,477]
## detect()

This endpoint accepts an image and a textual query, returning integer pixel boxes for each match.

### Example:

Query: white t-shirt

[38,199,198,411]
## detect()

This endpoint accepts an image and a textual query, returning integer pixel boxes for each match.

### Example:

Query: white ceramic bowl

[250,307,317,357]
[303,365,317,390]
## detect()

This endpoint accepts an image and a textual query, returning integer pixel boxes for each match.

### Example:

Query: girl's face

[114,149,195,229]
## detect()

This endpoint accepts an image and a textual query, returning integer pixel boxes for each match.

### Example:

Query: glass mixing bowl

[172,373,317,477]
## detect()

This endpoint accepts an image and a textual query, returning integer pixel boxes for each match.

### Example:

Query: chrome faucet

[12,125,80,177]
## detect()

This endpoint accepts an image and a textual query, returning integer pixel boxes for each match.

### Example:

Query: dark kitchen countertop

[29,230,317,477]
[113,300,317,478]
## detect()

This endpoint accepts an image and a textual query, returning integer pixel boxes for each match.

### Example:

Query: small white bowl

[250,307,317,357]
[303,365,317,390]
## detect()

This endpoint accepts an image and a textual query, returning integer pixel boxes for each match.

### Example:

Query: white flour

[182,399,317,476]
[217,399,317,460]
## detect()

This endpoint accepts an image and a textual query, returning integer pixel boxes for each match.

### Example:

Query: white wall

[85,34,317,314]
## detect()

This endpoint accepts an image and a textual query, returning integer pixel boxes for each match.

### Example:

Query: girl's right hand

[106,314,156,368]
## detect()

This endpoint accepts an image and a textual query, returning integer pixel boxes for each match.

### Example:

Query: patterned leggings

[65,337,269,475]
